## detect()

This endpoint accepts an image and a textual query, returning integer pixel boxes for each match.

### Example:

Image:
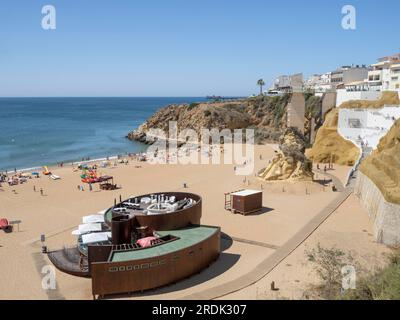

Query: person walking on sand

[40,188,43,196]
[33,185,36,192]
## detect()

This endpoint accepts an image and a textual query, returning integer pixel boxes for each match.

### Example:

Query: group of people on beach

[0,172,7,183]
[0,172,31,186]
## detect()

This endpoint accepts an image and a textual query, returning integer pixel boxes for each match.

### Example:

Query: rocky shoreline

[126,96,293,145]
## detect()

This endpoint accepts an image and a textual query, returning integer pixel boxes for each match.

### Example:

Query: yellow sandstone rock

[305,109,360,166]
[259,128,314,182]
[360,118,400,205]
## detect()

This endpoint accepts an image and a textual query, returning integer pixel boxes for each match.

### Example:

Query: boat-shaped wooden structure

[47,192,220,299]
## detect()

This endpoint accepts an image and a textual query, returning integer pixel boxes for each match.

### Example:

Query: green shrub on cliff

[188,102,200,110]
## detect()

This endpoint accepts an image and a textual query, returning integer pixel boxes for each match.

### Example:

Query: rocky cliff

[305,108,360,166]
[258,128,314,181]
[353,118,400,246]
[306,92,400,166]
[359,118,400,204]
[127,95,292,145]
[127,94,323,146]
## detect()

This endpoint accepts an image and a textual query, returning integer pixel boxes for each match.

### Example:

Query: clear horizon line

[0,95,248,99]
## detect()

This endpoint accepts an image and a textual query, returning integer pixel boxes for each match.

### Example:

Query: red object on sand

[0,218,9,229]
[0,218,13,232]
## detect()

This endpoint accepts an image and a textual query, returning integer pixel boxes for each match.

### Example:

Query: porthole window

[108,267,118,272]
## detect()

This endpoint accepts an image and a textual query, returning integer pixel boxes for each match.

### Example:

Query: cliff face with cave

[355,119,400,245]
[258,128,314,182]
[305,108,360,166]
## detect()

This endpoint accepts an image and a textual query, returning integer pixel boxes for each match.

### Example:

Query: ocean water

[0,97,206,172]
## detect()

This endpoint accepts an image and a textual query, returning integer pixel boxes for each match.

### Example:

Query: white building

[305,72,333,94]
[367,54,400,91]
[269,73,304,94]
[335,54,400,106]
[331,65,369,88]
[389,63,400,91]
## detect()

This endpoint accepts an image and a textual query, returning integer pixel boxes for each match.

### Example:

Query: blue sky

[0,0,399,97]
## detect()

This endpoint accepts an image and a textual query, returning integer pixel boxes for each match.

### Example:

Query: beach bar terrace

[47,191,221,299]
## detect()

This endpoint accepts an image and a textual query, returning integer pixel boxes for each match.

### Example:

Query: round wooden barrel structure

[111,214,132,245]
[105,192,202,231]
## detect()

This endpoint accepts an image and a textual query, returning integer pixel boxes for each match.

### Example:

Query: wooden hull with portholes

[90,226,220,298]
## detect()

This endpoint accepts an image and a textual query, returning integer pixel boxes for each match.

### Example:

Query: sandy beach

[0,144,390,300]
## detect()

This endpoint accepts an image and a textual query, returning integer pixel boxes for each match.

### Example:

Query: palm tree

[257,79,265,95]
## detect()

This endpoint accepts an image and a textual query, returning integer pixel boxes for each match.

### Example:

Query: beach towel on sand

[136,236,157,248]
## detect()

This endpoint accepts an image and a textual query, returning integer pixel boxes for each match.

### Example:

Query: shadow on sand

[313,178,333,187]
[246,206,274,216]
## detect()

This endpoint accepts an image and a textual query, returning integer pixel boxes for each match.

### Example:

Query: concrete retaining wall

[286,93,305,134]
[355,172,400,246]
[322,91,337,118]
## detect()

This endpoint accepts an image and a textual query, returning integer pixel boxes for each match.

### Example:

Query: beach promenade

[183,171,352,300]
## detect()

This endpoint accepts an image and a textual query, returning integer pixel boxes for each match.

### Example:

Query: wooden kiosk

[225,189,263,215]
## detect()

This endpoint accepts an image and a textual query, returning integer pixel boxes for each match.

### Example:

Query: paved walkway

[221,234,280,250]
[181,184,353,300]
[314,169,345,192]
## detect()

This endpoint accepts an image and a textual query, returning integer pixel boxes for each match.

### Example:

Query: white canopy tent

[82,214,105,224]
[72,223,102,236]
